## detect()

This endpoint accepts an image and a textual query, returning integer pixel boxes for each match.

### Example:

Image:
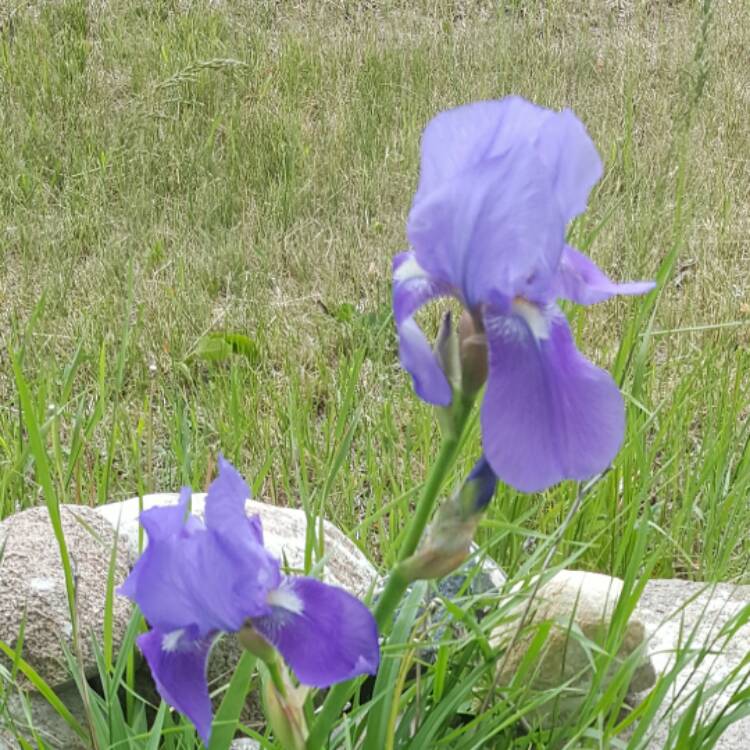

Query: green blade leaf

[208,649,257,750]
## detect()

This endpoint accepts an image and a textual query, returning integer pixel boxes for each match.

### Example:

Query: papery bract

[394,97,655,492]
[401,455,498,582]
[119,457,380,744]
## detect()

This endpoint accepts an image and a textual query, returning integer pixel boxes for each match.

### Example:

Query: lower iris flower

[119,457,380,744]
[394,96,656,493]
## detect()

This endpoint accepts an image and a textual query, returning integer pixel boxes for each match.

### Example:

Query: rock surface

[0,505,132,689]
[0,682,87,750]
[410,546,507,662]
[96,492,380,597]
[628,579,750,749]
[491,569,655,725]
[490,572,750,748]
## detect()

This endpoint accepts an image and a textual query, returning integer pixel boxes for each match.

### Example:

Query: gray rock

[1,681,87,749]
[627,578,750,749]
[0,505,132,689]
[409,546,508,662]
[491,569,654,725]
[206,634,264,729]
[96,493,380,597]
[230,740,261,750]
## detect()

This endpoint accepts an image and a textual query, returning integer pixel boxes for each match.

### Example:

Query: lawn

[1,0,749,747]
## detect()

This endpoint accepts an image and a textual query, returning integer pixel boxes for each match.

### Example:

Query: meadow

[1,0,749,747]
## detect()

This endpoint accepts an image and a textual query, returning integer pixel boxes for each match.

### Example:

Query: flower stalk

[306,391,476,749]
[262,664,310,750]
[398,395,475,563]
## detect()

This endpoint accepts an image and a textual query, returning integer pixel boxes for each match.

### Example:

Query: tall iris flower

[119,457,379,744]
[394,97,655,493]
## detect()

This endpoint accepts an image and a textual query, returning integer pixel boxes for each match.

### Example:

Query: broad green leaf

[192,332,260,365]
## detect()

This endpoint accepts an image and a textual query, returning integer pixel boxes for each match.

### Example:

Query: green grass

[1,0,750,747]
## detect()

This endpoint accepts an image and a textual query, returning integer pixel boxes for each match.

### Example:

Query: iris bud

[457,310,488,397]
[401,456,497,582]
[434,311,460,389]
[459,455,497,514]
[262,665,309,750]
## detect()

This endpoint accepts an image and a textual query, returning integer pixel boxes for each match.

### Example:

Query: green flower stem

[398,425,467,561]
[305,393,475,749]
[266,657,287,697]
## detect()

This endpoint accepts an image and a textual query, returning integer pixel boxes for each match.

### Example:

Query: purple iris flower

[394,97,655,493]
[119,457,379,744]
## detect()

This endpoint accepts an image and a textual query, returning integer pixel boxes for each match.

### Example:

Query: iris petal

[408,147,564,308]
[176,531,275,631]
[138,487,192,541]
[392,251,453,406]
[535,110,603,222]
[138,628,214,745]
[414,97,552,205]
[392,252,452,324]
[203,457,281,605]
[555,245,657,306]
[414,97,602,225]
[252,577,380,688]
[480,308,624,492]
[120,465,280,637]
[118,489,200,633]
[397,318,452,406]
[204,455,260,544]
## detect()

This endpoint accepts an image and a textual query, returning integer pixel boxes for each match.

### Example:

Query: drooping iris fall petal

[138,628,214,745]
[253,577,380,688]
[554,245,657,306]
[397,317,452,406]
[393,252,453,405]
[480,309,625,493]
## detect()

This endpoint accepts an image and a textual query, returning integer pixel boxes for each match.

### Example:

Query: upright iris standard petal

[555,246,657,306]
[138,628,214,745]
[408,149,564,307]
[201,456,282,610]
[177,530,274,631]
[414,98,550,204]
[252,577,380,688]
[480,309,625,493]
[118,489,201,633]
[119,496,276,636]
[535,110,603,222]
[204,455,259,544]
[138,487,192,541]
[414,97,602,225]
